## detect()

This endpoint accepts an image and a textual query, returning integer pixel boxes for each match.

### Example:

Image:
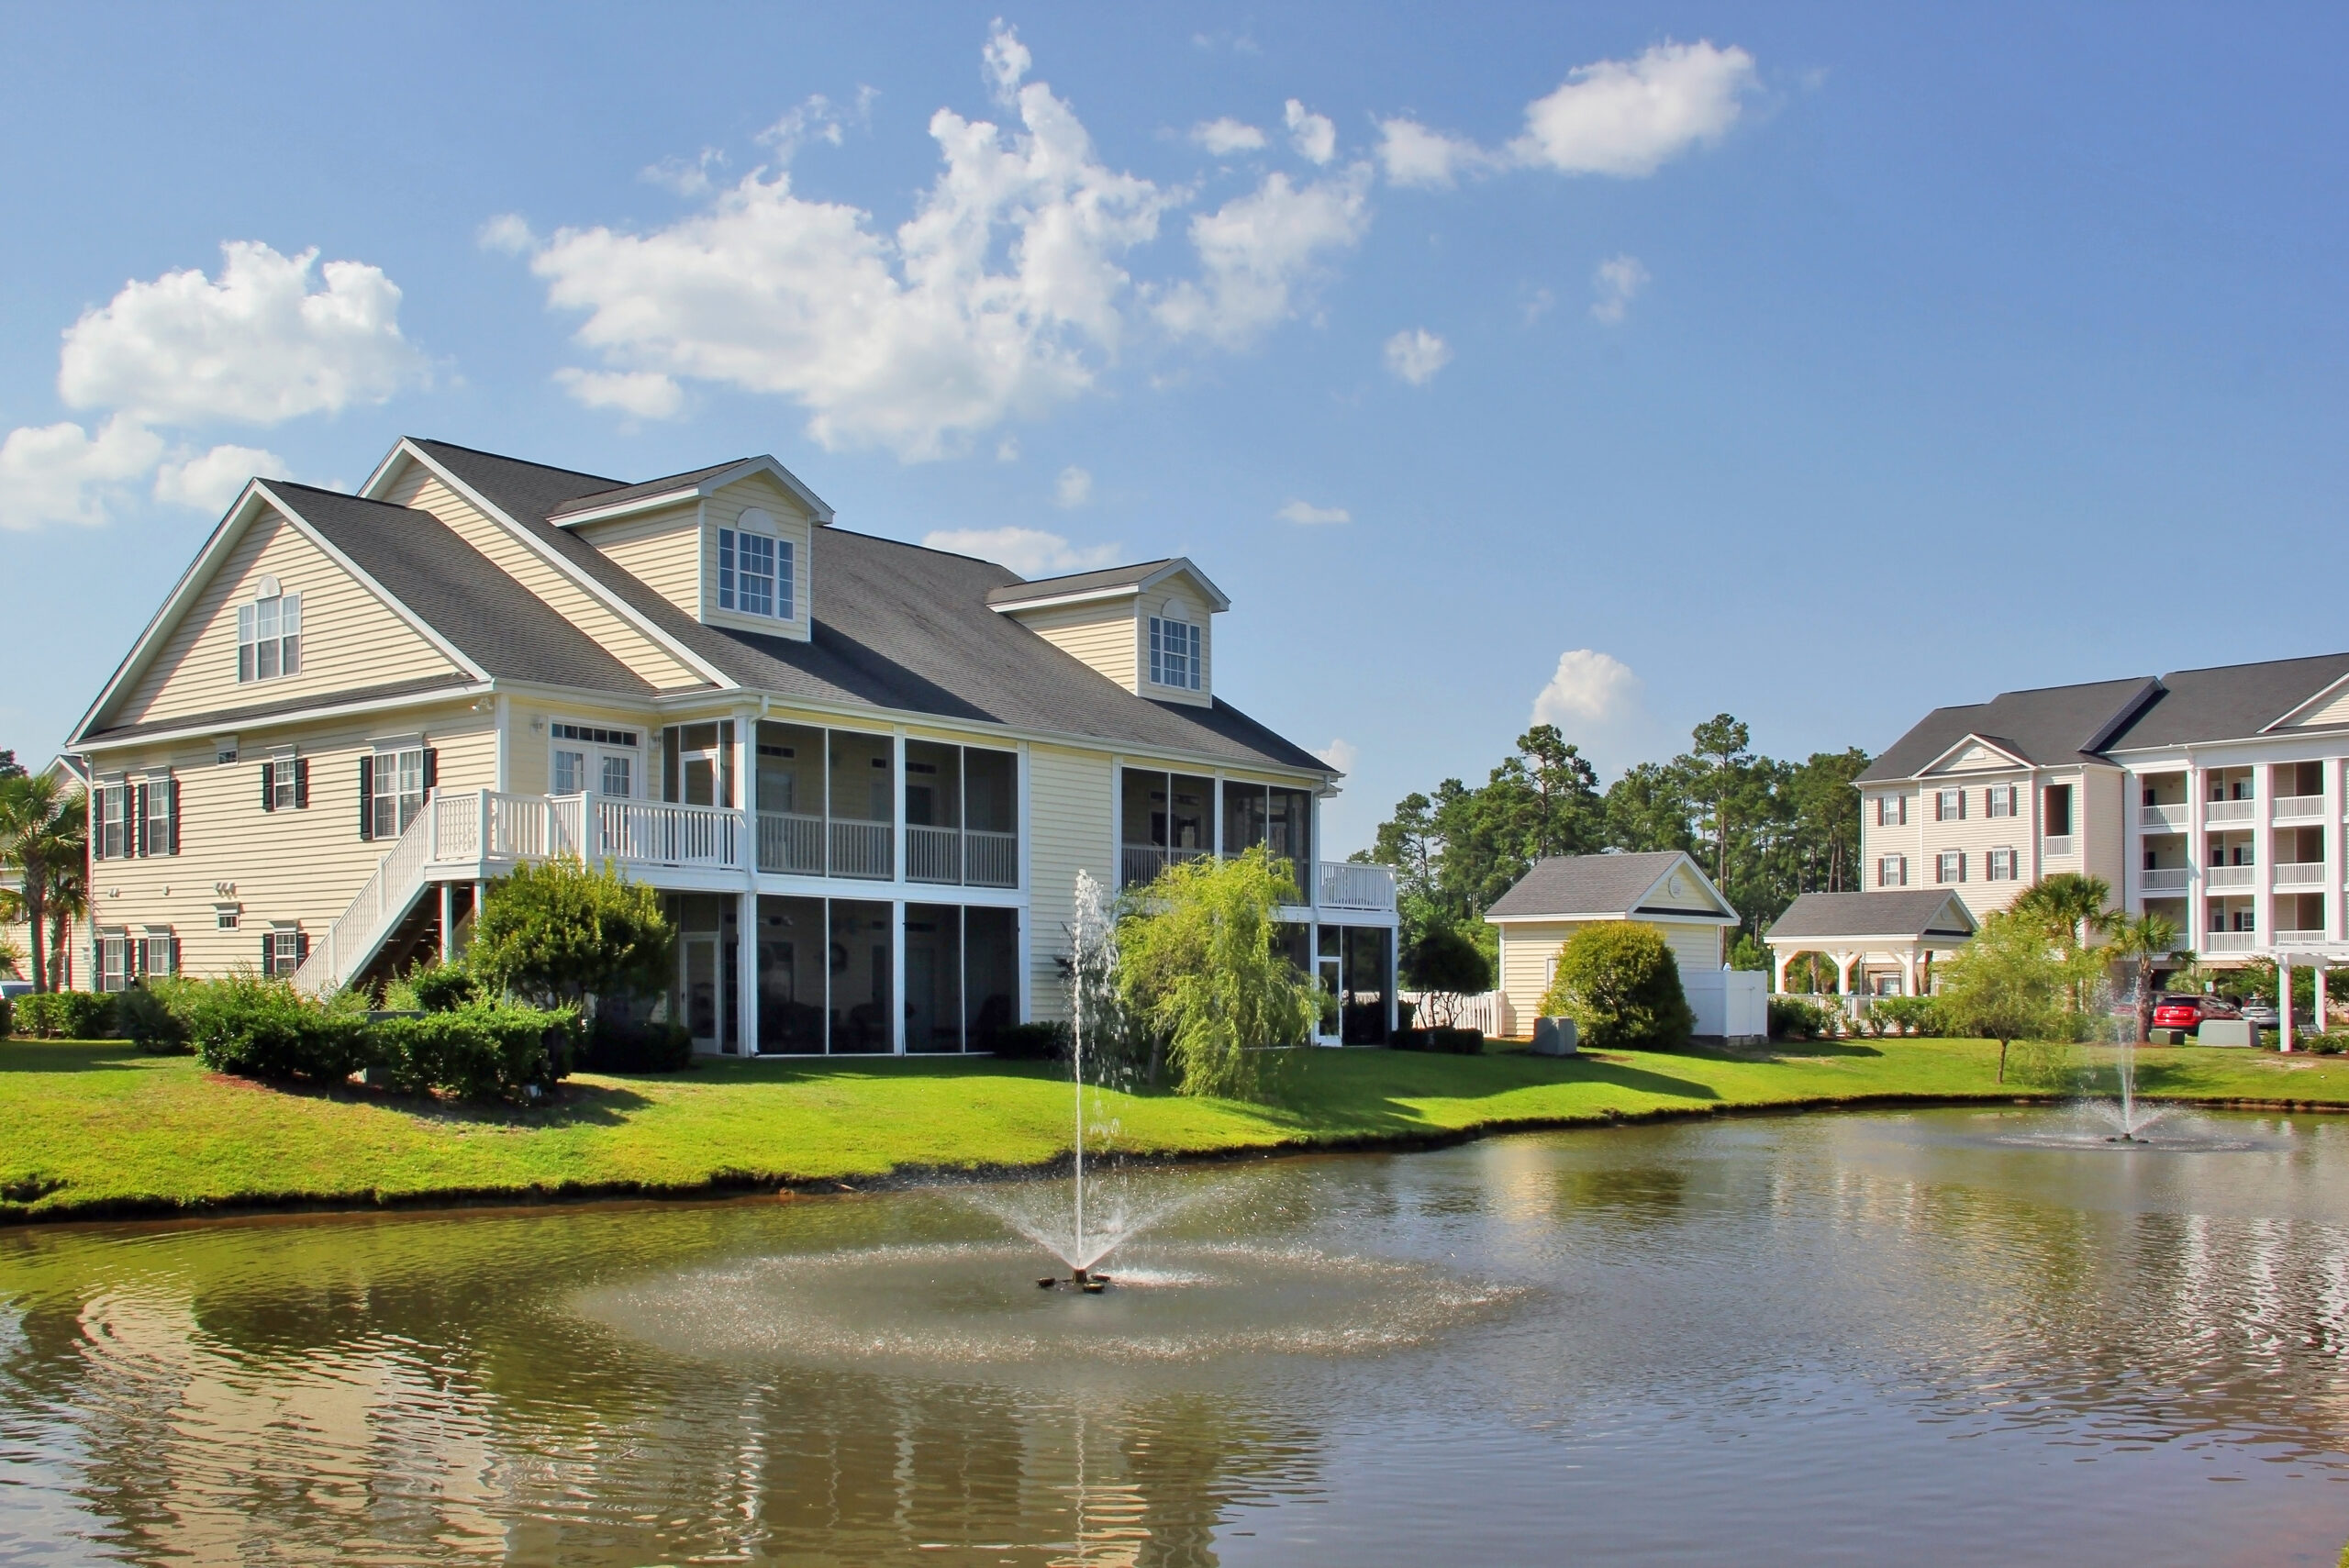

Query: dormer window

[719,508,793,621]
[236,576,301,683]
[1150,615,1201,691]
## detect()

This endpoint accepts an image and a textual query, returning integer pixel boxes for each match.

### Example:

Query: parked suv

[2151,994,2238,1035]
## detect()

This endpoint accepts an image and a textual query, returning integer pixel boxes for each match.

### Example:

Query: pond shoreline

[10,1074,2347,1231]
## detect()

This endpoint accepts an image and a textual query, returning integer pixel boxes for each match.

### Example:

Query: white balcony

[829,819,894,880]
[757,811,825,875]
[2275,794,2328,822]
[2139,867,2189,894]
[1120,843,1211,890]
[2042,836,2076,858]
[906,825,1019,888]
[2275,861,2328,890]
[2140,803,2189,833]
[2206,930,2259,954]
[2277,929,2330,949]
[1318,860,1398,913]
[2207,863,2257,890]
[2205,797,2255,825]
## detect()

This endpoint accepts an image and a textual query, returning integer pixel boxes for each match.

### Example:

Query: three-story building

[64,437,1397,1051]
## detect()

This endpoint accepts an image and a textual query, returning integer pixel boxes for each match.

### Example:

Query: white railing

[581,796,740,869]
[2139,867,2189,894]
[2276,862,2328,890]
[1319,860,1398,912]
[1120,843,1209,889]
[2277,929,2329,948]
[2276,795,2328,821]
[2207,930,2259,954]
[2207,863,2257,890]
[2141,804,2188,833]
[2206,798,2255,824]
[2041,836,2076,858]
[829,819,892,880]
[291,790,453,995]
[967,829,1018,888]
[757,812,825,875]
[1402,989,1503,1034]
[907,825,962,884]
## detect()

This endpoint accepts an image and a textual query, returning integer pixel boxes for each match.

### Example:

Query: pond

[5,1106,2348,1564]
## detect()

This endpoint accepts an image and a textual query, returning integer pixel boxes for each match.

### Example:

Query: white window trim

[1148,615,1204,692]
[549,720,642,799]
[235,582,302,684]
[1937,851,1967,884]
[716,508,796,622]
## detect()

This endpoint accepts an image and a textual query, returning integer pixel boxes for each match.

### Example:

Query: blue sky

[4,3,2344,853]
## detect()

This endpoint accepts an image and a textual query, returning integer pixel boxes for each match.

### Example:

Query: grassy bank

[8,1036,2349,1223]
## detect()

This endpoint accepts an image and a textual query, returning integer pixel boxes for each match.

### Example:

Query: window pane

[740,533,775,617]
[718,529,738,609]
[255,597,279,640]
[776,540,795,618]
[905,904,963,1052]
[601,755,631,797]
[553,751,583,795]
[256,638,280,680]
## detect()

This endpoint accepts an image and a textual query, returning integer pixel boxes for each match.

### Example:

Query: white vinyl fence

[1401,990,1507,1035]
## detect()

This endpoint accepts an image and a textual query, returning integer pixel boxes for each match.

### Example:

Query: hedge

[11,992,117,1040]
[370,1003,578,1100]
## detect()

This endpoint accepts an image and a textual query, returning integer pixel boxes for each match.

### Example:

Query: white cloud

[1522,285,1556,323]
[1285,99,1336,164]
[1054,464,1093,507]
[58,240,426,427]
[478,213,535,254]
[1375,118,1487,188]
[642,148,728,195]
[1374,40,1754,192]
[1192,117,1266,155]
[1510,40,1756,177]
[553,366,685,419]
[921,524,1121,577]
[982,19,1032,99]
[1590,254,1650,324]
[1314,737,1358,773]
[1533,649,1641,726]
[996,436,1020,462]
[1153,164,1373,348]
[1276,499,1350,525]
[1384,328,1452,384]
[524,24,1173,461]
[0,416,164,530]
[758,95,850,161]
[154,443,284,514]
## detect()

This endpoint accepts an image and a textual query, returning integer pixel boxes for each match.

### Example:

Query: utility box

[2198,1019,2258,1048]
[1531,1016,1578,1056]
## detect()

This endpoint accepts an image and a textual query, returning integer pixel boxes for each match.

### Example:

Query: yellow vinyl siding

[696,475,815,640]
[507,700,660,799]
[380,461,708,692]
[2081,768,2127,904]
[85,704,494,981]
[2290,685,2349,727]
[577,504,702,625]
[1138,584,1213,707]
[1497,917,1720,1027]
[1024,743,1114,1022]
[1919,768,2035,918]
[1015,602,1140,694]
[112,506,462,728]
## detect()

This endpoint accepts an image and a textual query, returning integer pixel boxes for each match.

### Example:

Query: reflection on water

[6,1108,2349,1564]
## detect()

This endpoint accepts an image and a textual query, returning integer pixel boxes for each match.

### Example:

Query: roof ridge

[410,437,625,489]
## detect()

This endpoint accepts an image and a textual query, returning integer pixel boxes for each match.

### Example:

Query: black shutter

[91,788,104,861]
[167,778,181,855]
[261,762,275,813]
[423,749,439,795]
[358,755,373,840]
[262,933,274,973]
[294,758,309,810]
[170,936,182,976]
[295,932,310,968]
[133,784,149,857]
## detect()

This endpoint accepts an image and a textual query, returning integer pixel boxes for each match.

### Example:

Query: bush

[13,991,118,1040]
[985,1020,1070,1060]
[1394,1027,1484,1054]
[576,1008,693,1073]
[1769,995,1831,1041]
[469,857,674,1008]
[1538,924,1694,1051]
[371,1002,577,1100]
[183,974,371,1084]
[1869,995,1943,1038]
[382,960,481,1015]
[116,982,192,1054]
[0,994,10,1039]
[2301,1031,2349,1056]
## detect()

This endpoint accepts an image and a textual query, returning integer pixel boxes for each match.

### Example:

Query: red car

[2150,994,2239,1033]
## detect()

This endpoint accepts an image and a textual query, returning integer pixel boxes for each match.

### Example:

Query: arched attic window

[236,574,301,683]
[718,507,795,621]
[1147,598,1201,692]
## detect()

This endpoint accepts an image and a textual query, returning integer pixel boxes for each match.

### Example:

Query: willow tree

[1116,846,1319,1100]
[1937,911,2070,1084]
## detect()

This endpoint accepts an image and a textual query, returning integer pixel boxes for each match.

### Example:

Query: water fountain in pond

[2092,1029,2165,1143]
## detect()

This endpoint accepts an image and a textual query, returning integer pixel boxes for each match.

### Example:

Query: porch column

[2316,961,2330,1032]
[1772,950,1790,995]
[890,898,907,1054]
[1898,949,1917,999]
[735,708,759,1056]
[438,883,453,963]
[1833,951,1855,995]
[737,890,759,1056]
[2279,951,2295,1052]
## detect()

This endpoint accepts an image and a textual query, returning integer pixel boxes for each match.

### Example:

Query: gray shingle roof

[1857,675,2159,782]
[2105,652,2349,751]
[545,460,751,518]
[1486,851,1729,920]
[267,484,657,697]
[83,673,480,743]
[410,440,1330,773]
[1765,891,1976,941]
[985,560,1179,606]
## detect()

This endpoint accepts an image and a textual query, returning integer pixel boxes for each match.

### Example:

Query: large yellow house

[63,437,1397,1053]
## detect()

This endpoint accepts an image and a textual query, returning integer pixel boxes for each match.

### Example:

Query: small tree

[1538,923,1694,1051]
[467,856,674,1012]
[2103,911,2183,1045]
[1401,922,1492,1028]
[1936,911,2070,1083]
[1116,846,1319,1100]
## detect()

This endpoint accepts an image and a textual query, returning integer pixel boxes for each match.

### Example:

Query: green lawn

[8,1036,2349,1222]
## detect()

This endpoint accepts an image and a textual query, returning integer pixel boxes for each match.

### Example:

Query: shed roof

[1485,851,1735,922]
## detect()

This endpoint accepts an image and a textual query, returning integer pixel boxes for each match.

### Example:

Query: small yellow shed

[1484,851,1740,1034]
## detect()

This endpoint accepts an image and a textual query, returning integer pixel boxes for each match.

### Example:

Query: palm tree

[43,853,87,993]
[2103,911,2184,1044]
[2012,873,2115,1014]
[0,935,23,980]
[0,773,87,993]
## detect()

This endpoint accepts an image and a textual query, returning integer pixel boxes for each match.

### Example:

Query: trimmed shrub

[116,983,193,1054]
[2301,1031,2348,1056]
[1769,995,1831,1041]
[1538,924,1694,1051]
[183,974,371,1084]
[13,992,117,1040]
[986,1020,1070,1060]
[1869,995,1944,1038]
[371,1002,576,1101]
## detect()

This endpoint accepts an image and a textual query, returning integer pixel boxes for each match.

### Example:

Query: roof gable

[1485,850,1737,923]
[986,556,1230,614]
[546,454,834,527]
[1920,734,2032,775]
[1764,890,1978,943]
